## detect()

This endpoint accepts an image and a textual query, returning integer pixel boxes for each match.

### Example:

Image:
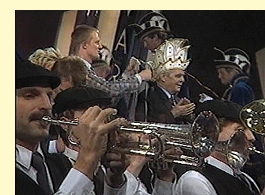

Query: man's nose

[98,42,103,49]
[40,94,52,110]
[180,75,185,82]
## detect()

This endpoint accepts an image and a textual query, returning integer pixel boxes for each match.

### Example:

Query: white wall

[255,47,265,98]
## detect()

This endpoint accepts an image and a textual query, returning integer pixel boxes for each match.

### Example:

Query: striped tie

[170,94,177,106]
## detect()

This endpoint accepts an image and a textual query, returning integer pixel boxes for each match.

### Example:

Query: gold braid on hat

[150,38,191,81]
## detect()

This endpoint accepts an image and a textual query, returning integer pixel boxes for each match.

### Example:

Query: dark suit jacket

[15,143,72,195]
[135,84,186,124]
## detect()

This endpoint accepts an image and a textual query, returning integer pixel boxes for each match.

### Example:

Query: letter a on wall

[114,29,127,54]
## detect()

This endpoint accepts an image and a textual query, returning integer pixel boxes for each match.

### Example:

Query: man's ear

[82,41,88,49]
[160,74,167,82]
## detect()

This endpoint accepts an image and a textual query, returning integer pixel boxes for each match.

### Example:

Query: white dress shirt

[174,156,260,195]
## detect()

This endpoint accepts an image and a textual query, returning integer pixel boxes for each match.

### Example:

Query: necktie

[170,94,177,106]
[31,152,52,195]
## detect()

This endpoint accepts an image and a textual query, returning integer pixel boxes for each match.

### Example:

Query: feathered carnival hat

[129,11,171,40]
[150,38,191,81]
[214,47,251,74]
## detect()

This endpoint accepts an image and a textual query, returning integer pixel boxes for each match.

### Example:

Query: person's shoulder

[178,169,209,184]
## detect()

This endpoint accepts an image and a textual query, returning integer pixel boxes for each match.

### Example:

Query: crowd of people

[16,11,264,195]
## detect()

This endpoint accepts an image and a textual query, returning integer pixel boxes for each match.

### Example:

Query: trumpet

[42,116,78,126]
[42,111,220,167]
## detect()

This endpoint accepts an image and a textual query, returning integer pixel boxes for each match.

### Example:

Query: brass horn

[215,130,265,171]
[42,111,219,166]
[107,110,219,167]
[240,99,265,136]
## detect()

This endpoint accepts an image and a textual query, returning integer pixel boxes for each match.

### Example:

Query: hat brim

[16,60,60,89]
[195,99,242,121]
[214,60,242,72]
[54,98,111,114]
[53,87,112,114]
[16,75,60,90]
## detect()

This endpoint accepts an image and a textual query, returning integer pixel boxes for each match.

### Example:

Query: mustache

[29,111,51,122]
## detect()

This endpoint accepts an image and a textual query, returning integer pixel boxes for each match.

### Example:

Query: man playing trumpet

[15,60,127,195]
[51,85,180,195]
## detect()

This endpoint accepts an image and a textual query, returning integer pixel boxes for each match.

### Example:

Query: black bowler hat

[129,11,170,40]
[195,99,242,121]
[53,86,112,114]
[16,60,60,89]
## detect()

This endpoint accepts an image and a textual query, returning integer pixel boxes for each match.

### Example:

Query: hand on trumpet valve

[73,106,127,163]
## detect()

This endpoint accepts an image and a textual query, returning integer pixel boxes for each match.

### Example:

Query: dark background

[163,10,265,100]
[15,10,265,100]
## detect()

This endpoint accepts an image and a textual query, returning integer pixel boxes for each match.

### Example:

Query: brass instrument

[214,99,265,170]
[222,130,264,170]
[42,111,219,166]
[240,99,265,136]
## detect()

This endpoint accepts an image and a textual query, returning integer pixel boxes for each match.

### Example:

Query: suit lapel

[16,168,46,195]
[153,85,172,110]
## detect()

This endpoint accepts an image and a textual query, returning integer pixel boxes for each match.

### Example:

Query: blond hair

[28,47,64,71]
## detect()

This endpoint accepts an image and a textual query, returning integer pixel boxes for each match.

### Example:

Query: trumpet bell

[240,99,265,135]
[191,111,220,158]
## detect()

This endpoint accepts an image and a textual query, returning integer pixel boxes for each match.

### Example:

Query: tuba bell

[240,99,265,136]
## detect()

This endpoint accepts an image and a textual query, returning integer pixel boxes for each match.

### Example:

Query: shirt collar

[157,85,172,99]
[16,144,44,170]
[80,57,92,70]
[205,155,234,176]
